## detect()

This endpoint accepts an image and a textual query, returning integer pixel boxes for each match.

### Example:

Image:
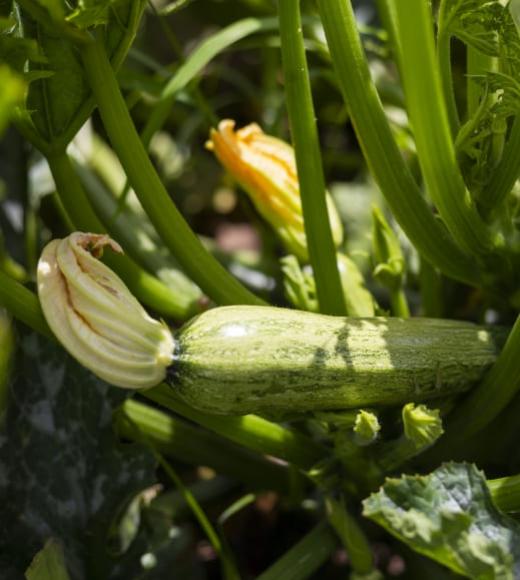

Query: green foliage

[364,463,520,579]
[0,64,24,135]
[2,0,146,151]
[1,0,520,576]
[0,328,155,578]
[25,539,71,580]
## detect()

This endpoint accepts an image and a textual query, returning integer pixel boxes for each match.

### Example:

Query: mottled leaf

[363,463,520,579]
[0,329,156,579]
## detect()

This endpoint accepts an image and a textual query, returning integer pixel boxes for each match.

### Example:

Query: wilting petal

[37,233,175,389]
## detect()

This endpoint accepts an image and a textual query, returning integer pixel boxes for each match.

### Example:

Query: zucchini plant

[1,0,520,578]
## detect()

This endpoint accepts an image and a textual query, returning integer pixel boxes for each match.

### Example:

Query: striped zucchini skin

[169,306,503,415]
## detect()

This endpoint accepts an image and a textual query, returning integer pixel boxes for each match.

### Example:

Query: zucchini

[168,306,504,415]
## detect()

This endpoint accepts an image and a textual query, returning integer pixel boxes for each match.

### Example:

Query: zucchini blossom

[206,119,343,262]
[37,232,175,389]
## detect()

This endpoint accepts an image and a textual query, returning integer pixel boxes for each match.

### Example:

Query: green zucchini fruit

[168,306,504,415]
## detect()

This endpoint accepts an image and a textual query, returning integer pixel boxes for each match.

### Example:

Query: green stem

[488,473,520,513]
[437,0,460,135]
[80,35,264,307]
[156,454,240,580]
[0,271,51,338]
[438,313,520,447]
[326,495,375,576]
[278,0,346,315]
[391,0,492,257]
[0,312,14,419]
[256,521,336,580]
[117,398,296,493]
[479,116,520,219]
[144,383,328,470]
[466,46,495,119]
[46,151,190,318]
[390,288,410,318]
[317,0,480,286]
[376,0,401,71]
[419,259,444,318]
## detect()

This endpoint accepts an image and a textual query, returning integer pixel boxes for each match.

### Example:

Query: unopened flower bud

[371,205,405,290]
[353,409,381,446]
[207,119,343,262]
[402,403,443,449]
[37,232,175,389]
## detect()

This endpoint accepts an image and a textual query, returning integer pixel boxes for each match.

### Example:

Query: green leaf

[3,0,146,150]
[25,539,71,580]
[66,0,113,28]
[0,329,156,578]
[440,0,504,56]
[0,64,25,135]
[363,463,520,579]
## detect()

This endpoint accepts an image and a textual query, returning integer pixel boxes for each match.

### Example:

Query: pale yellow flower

[207,119,343,261]
[37,232,175,389]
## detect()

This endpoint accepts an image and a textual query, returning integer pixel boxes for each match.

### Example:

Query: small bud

[353,410,380,446]
[371,205,405,290]
[337,253,376,317]
[37,232,175,389]
[280,255,318,313]
[402,403,443,449]
[207,119,343,261]
[281,252,376,317]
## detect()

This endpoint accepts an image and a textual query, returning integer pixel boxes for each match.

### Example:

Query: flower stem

[80,34,265,307]
[278,0,346,315]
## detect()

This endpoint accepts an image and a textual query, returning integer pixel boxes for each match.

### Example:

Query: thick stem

[80,35,265,307]
[437,313,520,448]
[0,271,52,338]
[479,117,520,219]
[117,398,297,493]
[278,0,346,315]
[317,0,480,286]
[144,383,327,470]
[391,0,493,257]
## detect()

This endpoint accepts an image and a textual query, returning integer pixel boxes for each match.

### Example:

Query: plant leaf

[0,329,156,579]
[363,462,520,579]
[25,539,71,580]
